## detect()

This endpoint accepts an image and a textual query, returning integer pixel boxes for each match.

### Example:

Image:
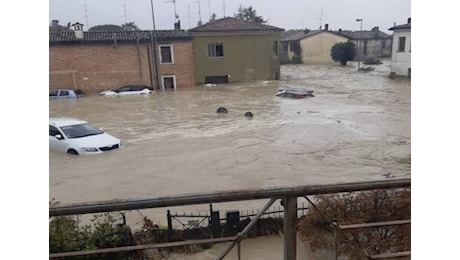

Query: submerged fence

[49,178,411,259]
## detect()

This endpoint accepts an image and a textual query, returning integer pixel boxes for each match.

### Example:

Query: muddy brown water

[50,61,410,259]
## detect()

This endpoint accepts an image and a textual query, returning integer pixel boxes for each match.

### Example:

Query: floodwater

[49,60,410,258]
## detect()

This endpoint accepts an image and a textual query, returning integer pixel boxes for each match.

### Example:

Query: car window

[59,90,69,96]
[49,125,61,136]
[60,123,104,139]
[131,85,145,91]
[116,86,131,93]
[49,90,58,97]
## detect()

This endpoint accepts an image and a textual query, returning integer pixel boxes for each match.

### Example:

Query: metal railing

[49,178,410,259]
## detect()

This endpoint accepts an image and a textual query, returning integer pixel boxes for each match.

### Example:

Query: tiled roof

[281,30,351,41]
[49,30,191,43]
[335,30,391,39]
[189,17,284,32]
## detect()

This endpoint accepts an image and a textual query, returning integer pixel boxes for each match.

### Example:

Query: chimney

[324,24,329,31]
[72,22,84,40]
[372,26,379,37]
[174,19,181,30]
[407,17,411,24]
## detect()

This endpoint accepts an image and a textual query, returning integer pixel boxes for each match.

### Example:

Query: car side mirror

[54,134,63,140]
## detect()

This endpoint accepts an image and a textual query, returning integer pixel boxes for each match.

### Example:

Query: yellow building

[281,26,351,65]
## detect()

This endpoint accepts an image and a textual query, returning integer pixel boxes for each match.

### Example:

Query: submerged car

[49,89,85,99]
[49,117,122,155]
[100,85,153,96]
[276,88,314,99]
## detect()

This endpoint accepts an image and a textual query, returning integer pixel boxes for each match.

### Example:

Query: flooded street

[49,60,410,238]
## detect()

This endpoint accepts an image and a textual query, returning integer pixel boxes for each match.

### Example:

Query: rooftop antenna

[123,4,128,24]
[197,0,202,25]
[223,0,226,17]
[187,5,191,28]
[84,4,89,29]
[207,0,211,19]
[319,6,323,30]
[166,0,179,22]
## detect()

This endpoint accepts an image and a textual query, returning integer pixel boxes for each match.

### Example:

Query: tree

[49,20,71,31]
[121,22,140,31]
[234,5,267,24]
[89,24,123,31]
[331,41,356,66]
[298,189,410,259]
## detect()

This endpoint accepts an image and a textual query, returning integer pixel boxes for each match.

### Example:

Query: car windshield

[60,123,104,139]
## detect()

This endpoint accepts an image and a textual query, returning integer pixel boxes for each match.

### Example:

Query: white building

[389,18,411,77]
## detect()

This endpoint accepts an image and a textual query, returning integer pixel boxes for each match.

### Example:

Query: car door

[49,125,68,152]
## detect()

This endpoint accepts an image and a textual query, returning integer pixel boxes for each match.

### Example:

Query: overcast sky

[49,0,410,34]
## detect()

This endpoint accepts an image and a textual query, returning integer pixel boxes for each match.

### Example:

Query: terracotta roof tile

[49,30,191,43]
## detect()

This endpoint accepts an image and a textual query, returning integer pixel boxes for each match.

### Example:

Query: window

[49,90,58,97]
[58,90,69,96]
[160,45,173,63]
[162,75,176,89]
[381,40,386,49]
[273,41,279,55]
[208,43,224,57]
[49,125,61,136]
[398,37,406,52]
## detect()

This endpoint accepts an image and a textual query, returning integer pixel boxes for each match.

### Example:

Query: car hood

[67,133,120,147]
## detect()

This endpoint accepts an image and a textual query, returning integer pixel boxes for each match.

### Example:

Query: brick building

[49,23,195,93]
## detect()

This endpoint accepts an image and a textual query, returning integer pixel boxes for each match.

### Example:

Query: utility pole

[150,0,161,90]
[356,18,363,71]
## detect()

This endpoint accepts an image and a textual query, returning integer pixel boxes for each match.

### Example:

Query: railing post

[167,210,172,240]
[283,196,297,260]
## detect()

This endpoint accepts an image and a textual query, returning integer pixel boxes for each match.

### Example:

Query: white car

[49,117,122,155]
[100,85,153,96]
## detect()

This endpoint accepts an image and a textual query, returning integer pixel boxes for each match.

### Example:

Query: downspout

[136,38,143,82]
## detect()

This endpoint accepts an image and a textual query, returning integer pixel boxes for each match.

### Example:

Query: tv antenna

[84,4,90,28]
[318,7,324,30]
[123,4,128,24]
[166,0,179,22]
[223,0,226,17]
[197,0,202,25]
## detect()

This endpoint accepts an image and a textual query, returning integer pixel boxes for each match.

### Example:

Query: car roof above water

[49,117,88,127]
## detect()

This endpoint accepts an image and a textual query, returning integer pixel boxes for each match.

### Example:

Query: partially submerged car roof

[49,117,88,127]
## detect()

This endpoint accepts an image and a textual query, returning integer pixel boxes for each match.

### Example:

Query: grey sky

[49,0,410,34]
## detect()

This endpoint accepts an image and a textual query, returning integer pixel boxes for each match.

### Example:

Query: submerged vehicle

[276,88,314,98]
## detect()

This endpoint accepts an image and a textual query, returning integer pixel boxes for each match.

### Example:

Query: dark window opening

[160,46,173,63]
[205,75,228,84]
[398,37,406,52]
[208,43,224,57]
[163,77,175,89]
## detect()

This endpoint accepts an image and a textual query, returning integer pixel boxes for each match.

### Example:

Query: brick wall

[49,40,196,93]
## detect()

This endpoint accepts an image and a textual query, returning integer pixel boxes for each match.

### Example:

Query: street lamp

[356,19,363,70]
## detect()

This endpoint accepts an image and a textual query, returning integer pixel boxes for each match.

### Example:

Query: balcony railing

[49,178,411,260]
